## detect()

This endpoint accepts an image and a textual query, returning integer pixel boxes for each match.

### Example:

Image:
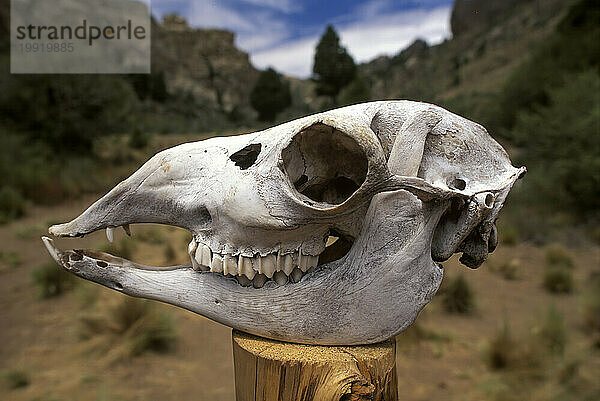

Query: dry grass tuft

[99,238,136,260]
[543,266,574,294]
[545,244,575,269]
[31,262,75,298]
[582,272,600,347]
[0,368,30,390]
[442,275,475,314]
[79,294,176,362]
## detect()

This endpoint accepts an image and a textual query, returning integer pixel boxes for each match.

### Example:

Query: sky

[150,0,454,78]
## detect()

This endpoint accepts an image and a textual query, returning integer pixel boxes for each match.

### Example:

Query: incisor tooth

[106,227,115,243]
[238,256,256,280]
[211,254,223,273]
[257,254,276,278]
[222,255,238,276]
[188,241,200,271]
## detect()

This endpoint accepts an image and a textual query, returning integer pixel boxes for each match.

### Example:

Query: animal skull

[43,101,524,345]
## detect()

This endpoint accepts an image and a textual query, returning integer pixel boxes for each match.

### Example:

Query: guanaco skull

[43,101,524,345]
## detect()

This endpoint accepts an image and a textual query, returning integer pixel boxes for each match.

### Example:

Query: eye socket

[282,123,368,205]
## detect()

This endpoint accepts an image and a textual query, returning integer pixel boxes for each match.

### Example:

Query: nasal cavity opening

[281,123,368,205]
[230,143,262,169]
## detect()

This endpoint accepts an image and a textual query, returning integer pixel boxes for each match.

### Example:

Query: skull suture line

[42,101,525,345]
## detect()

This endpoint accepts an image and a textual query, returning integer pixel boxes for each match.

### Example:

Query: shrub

[0,369,29,390]
[14,224,44,239]
[31,262,74,298]
[338,73,371,106]
[0,250,21,271]
[485,322,516,370]
[250,67,292,121]
[0,186,26,224]
[582,273,600,347]
[128,126,149,149]
[490,257,520,281]
[100,238,136,260]
[443,275,475,314]
[0,75,138,153]
[538,305,567,355]
[509,70,600,218]
[545,244,574,269]
[499,224,519,246]
[164,244,176,263]
[79,296,176,359]
[135,228,164,244]
[543,266,574,294]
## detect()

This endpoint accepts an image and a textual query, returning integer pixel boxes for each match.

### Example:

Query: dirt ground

[1,196,599,401]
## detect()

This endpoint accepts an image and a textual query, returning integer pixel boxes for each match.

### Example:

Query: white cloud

[251,36,319,78]
[239,0,300,14]
[182,2,292,53]
[235,15,290,52]
[339,6,451,63]
[187,1,256,31]
[252,5,452,78]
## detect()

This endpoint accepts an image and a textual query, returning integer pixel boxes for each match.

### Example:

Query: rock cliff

[152,15,258,114]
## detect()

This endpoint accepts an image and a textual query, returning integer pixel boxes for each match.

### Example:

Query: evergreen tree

[250,68,291,121]
[313,25,356,104]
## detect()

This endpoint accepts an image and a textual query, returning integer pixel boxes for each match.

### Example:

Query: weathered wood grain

[232,330,398,401]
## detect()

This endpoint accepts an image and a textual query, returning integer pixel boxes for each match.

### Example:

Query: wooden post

[232,330,398,401]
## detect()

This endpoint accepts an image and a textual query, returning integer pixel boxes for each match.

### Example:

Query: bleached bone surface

[43,101,524,345]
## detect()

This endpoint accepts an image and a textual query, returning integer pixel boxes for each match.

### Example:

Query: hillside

[360,0,577,132]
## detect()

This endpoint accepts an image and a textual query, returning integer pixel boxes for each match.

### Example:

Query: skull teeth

[188,241,320,287]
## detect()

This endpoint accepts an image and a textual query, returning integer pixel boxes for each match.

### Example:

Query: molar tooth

[188,241,200,271]
[252,274,267,289]
[210,254,223,273]
[238,255,256,280]
[299,254,319,272]
[122,224,131,236]
[273,271,288,285]
[257,254,276,278]
[222,254,238,276]
[236,275,252,287]
[106,227,115,243]
[290,267,304,283]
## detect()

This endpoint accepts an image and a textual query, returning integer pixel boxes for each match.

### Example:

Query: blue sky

[151,0,454,78]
